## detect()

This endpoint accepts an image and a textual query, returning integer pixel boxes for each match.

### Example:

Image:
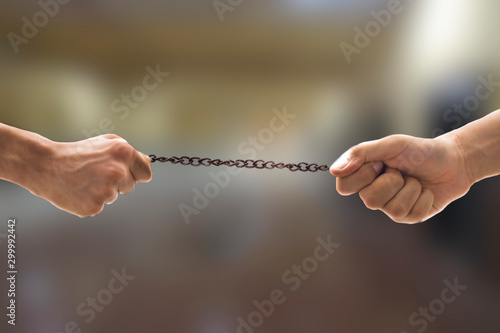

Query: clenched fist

[0,123,152,217]
[330,134,471,223]
[47,134,153,217]
[330,110,500,224]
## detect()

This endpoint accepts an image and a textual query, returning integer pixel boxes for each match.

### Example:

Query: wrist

[447,110,500,184]
[0,124,58,195]
[23,135,59,196]
[442,130,479,185]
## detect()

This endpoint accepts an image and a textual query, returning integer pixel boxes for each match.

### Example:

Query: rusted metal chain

[149,155,329,173]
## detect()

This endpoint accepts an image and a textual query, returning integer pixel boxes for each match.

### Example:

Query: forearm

[0,123,55,195]
[0,122,152,217]
[449,109,500,184]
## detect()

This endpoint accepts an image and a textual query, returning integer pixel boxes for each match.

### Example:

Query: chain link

[148,155,329,173]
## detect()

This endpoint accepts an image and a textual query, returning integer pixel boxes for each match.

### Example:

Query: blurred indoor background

[1,0,500,332]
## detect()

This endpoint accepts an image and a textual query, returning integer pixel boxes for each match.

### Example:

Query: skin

[0,123,152,217]
[330,109,500,224]
[2,109,500,221]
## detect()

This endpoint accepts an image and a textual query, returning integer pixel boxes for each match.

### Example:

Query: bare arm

[330,109,500,224]
[453,110,500,183]
[0,123,152,217]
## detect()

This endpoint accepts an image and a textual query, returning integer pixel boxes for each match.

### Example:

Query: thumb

[330,136,402,177]
[329,149,365,178]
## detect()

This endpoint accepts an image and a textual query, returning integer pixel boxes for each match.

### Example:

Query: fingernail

[373,161,384,174]
[331,154,349,170]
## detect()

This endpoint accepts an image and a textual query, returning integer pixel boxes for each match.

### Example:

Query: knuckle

[349,144,364,159]
[408,207,427,223]
[405,176,421,189]
[387,203,408,220]
[387,134,412,149]
[361,164,379,181]
[82,200,104,217]
[359,191,382,210]
[101,188,116,201]
[395,215,422,224]
[392,218,413,224]
[336,179,353,196]
[115,168,128,180]
[385,173,404,190]
[90,204,104,217]
[119,180,136,194]
[104,165,128,182]
[103,134,121,140]
[119,187,133,195]
[109,141,134,160]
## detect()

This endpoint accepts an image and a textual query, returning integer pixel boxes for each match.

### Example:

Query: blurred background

[1,0,500,332]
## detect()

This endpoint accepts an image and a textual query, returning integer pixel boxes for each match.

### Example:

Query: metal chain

[149,155,329,173]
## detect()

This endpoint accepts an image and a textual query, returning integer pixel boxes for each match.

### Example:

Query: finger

[336,161,384,196]
[93,187,116,209]
[81,199,105,217]
[382,176,422,221]
[403,188,434,224]
[330,150,365,178]
[105,190,119,205]
[358,168,405,210]
[330,135,411,178]
[117,169,137,195]
[130,151,153,183]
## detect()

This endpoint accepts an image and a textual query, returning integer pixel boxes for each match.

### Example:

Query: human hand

[330,134,473,223]
[36,134,152,217]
